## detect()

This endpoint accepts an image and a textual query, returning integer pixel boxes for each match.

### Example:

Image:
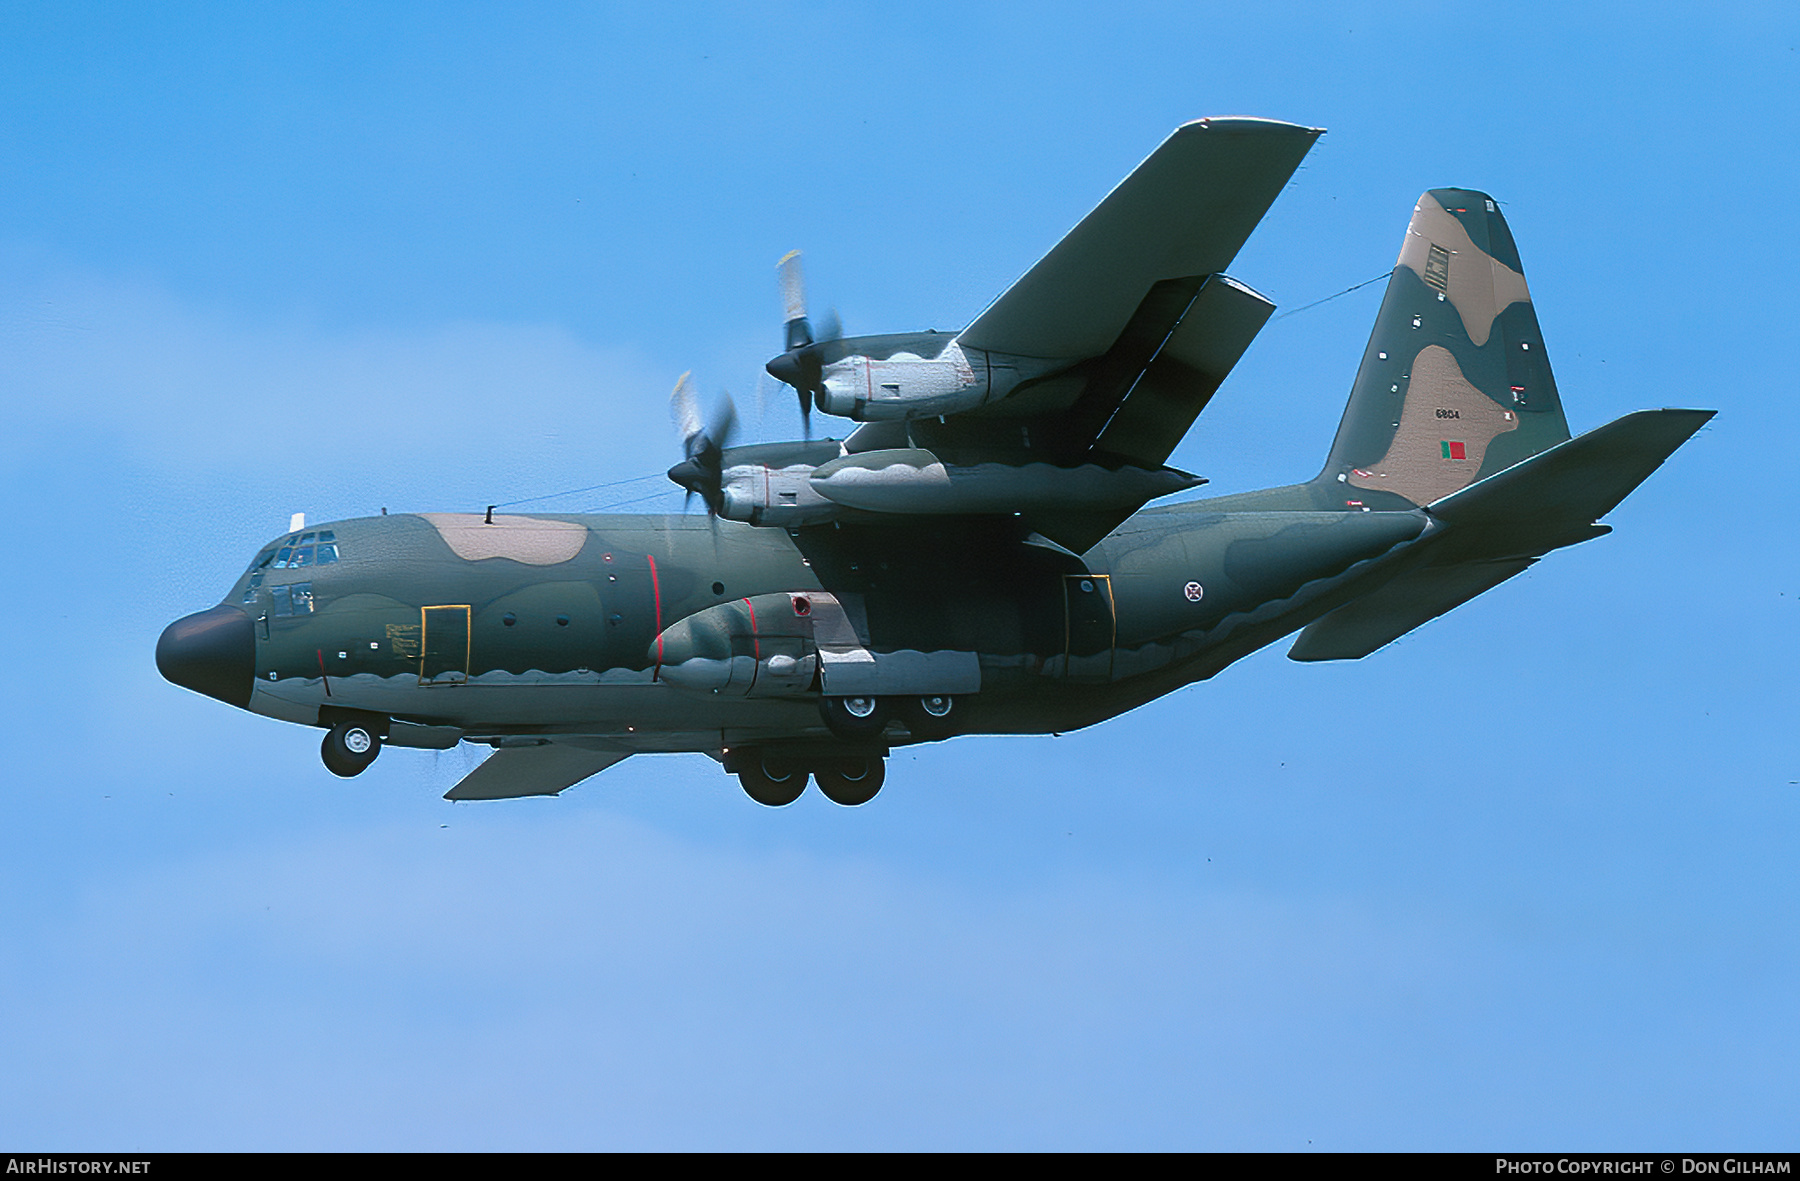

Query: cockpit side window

[270,582,315,617]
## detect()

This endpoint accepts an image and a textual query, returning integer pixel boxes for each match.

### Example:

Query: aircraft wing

[958,117,1321,361]
[772,120,1321,552]
[444,742,632,801]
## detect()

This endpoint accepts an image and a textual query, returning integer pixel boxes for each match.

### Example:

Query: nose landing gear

[321,720,382,778]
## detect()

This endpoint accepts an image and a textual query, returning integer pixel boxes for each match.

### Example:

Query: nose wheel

[321,721,382,778]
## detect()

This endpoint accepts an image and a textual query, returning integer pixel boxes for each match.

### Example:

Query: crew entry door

[420,605,471,686]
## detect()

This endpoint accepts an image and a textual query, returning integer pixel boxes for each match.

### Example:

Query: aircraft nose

[156,604,255,708]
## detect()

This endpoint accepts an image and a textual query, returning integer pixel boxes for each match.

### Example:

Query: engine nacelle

[717,463,843,528]
[814,340,1067,422]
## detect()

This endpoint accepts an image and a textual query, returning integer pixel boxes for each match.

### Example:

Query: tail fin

[1316,189,1570,509]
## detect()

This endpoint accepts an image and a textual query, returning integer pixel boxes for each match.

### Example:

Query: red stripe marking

[647,553,663,672]
[317,648,332,697]
[742,597,759,661]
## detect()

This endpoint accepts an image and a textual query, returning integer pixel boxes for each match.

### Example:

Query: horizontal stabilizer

[1292,408,1711,661]
[1427,408,1714,560]
[1288,556,1535,661]
[445,743,631,801]
[958,118,1321,359]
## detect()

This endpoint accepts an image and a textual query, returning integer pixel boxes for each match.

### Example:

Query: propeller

[666,371,738,514]
[766,251,842,436]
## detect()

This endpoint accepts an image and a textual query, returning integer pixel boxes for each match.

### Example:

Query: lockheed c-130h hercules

[156,118,1711,807]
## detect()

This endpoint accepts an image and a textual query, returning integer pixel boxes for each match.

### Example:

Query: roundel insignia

[1184,581,1204,602]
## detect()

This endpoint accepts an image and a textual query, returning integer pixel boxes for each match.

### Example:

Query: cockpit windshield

[246,530,340,573]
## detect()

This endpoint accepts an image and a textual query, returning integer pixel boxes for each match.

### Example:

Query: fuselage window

[241,573,264,605]
[316,544,339,564]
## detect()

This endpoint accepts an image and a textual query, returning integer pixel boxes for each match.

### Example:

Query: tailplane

[1290,408,1712,660]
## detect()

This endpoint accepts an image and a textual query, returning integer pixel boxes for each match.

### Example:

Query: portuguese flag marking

[1441,440,1467,460]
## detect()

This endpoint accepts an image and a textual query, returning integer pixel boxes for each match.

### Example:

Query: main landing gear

[820,694,959,741]
[731,750,887,807]
[320,720,383,778]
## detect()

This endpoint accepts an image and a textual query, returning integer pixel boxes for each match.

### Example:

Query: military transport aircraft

[156,118,1711,806]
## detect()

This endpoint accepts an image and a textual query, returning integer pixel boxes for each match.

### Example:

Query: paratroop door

[1060,574,1115,680]
[420,605,470,686]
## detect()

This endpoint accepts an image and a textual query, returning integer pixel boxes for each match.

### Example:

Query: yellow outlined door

[420,605,471,686]
[1061,574,1115,680]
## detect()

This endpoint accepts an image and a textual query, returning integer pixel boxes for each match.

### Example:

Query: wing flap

[445,743,631,801]
[1093,274,1275,467]
[957,118,1321,359]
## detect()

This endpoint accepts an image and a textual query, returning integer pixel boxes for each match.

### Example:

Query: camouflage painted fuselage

[226,503,1425,752]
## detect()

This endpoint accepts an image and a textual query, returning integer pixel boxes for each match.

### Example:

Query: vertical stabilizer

[1316,190,1570,509]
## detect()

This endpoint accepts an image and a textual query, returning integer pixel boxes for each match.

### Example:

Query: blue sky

[2,1,1796,1150]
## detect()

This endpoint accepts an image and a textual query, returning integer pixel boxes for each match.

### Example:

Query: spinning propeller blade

[768,250,844,437]
[666,372,738,515]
